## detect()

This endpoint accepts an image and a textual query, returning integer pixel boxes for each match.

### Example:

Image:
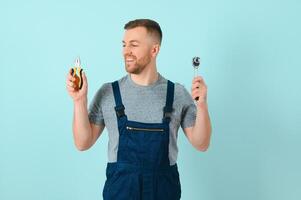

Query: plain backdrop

[0,0,300,199]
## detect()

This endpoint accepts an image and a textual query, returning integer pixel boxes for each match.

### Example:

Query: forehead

[123,27,149,42]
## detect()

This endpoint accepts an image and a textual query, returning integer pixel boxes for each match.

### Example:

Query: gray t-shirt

[88,73,196,165]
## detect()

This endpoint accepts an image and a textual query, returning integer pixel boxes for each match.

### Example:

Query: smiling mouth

[125,57,136,63]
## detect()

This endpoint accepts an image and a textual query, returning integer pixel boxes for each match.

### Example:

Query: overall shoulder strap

[163,80,175,122]
[112,81,126,118]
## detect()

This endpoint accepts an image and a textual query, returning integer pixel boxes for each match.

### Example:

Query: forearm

[191,101,212,151]
[73,98,93,150]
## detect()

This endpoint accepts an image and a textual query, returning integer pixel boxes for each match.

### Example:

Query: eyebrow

[122,40,140,43]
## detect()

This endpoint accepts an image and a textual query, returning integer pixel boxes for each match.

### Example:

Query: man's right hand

[66,68,103,151]
[66,69,88,102]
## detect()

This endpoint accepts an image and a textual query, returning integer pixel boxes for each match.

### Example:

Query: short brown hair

[124,19,162,44]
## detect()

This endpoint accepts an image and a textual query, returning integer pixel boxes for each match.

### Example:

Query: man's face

[122,27,154,74]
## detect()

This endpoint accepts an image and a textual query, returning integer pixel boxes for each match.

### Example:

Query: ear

[151,44,160,58]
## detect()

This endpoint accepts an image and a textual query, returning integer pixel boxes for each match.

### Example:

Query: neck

[129,62,159,86]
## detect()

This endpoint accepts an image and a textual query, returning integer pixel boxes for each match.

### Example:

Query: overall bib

[103,80,181,200]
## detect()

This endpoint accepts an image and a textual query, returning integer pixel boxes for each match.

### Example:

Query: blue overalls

[103,80,181,200]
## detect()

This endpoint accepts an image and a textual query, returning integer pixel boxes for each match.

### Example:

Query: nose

[123,45,132,56]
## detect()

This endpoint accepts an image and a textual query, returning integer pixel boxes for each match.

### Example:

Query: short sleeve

[88,84,109,125]
[178,84,197,129]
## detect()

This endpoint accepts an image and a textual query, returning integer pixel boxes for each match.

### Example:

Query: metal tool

[192,57,200,101]
[71,57,83,91]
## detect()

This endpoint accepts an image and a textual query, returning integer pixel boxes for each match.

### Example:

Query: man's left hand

[191,76,208,106]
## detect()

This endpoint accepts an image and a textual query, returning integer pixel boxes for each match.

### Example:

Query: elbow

[196,143,209,152]
[76,145,89,151]
[195,137,211,152]
[74,141,91,151]
[73,131,93,151]
[196,129,212,152]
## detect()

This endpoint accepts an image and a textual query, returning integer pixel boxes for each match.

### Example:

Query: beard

[124,54,151,74]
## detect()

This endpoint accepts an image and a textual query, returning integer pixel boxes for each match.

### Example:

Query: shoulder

[94,82,111,98]
[162,78,192,106]
[167,80,190,98]
[159,74,190,98]
[96,75,128,95]
[174,82,192,102]
[174,82,188,94]
[159,75,192,107]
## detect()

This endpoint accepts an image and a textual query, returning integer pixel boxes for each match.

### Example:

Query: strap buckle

[163,106,173,120]
[115,105,125,118]
[164,112,172,119]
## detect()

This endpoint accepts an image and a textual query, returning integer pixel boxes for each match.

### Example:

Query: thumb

[69,68,74,75]
[81,71,88,88]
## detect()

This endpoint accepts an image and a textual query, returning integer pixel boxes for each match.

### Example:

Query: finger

[81,71,88,88]
[191,88,199,93]
[193,80,206,89]
[191,88,201,94]
[68,69,73,78]
[67,81,74,88]
[66,77,75,87]
[191,82,201,90]
[192,79,204,86]
[66,84,75,92]
[192,85,207,96]
[191,90,199,100]
[192,83,207,92]
[69,68,74,75]
[70,81,74,87]
[192,76,203,83]
[194,81,207,88]
[82,71,86,82]
[192,76,205,84]
[67,71,75,82]
[193,90,204,101]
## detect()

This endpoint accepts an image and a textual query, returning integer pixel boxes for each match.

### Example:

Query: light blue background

[1,0,300,199]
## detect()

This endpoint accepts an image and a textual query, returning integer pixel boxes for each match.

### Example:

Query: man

[66,19,211,200]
